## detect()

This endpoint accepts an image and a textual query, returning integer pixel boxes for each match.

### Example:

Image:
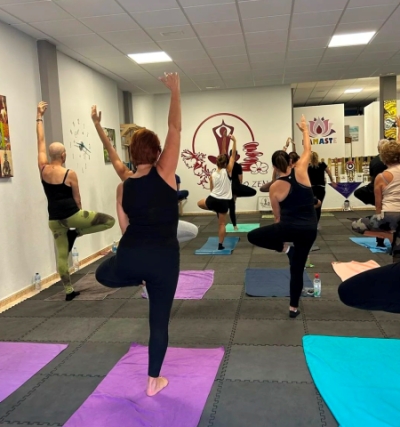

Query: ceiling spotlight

[329,32,375,47]
[206,86,220,90]
[128,51,172,64]
[344,88,363,94]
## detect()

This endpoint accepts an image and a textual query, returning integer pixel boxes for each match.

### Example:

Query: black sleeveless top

[278,169,317,228]
[41,167,79,221]
[120,167,179,249]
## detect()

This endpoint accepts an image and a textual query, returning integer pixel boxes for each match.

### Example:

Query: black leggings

[338,263,400,313]
[96,246,179,378]
[312,186,326,222]
[229,183,257,226]
[247,224,317,307]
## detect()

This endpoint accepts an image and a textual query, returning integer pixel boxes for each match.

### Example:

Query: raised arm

[91,106,132,181]
[226,135,237,175]
[295,115,311,170]
[36,101,49,170]
[157,73,181,184]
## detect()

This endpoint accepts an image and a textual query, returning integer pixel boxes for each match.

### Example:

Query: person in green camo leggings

[36,101,115,301]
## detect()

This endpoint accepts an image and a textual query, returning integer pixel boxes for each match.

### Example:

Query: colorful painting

[181,113,268,189]
[383,100,397,140]
[0,95,13,178]
[102,128,116,164]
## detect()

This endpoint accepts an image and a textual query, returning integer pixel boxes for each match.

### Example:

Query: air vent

[160,31,185,37]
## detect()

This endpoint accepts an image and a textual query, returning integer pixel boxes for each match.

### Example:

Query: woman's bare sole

[146,376,169,397]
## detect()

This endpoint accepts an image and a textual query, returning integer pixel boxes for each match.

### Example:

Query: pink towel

[332,260,381,282]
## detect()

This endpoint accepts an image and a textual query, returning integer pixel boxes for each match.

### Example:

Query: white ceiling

[1,0,400,105]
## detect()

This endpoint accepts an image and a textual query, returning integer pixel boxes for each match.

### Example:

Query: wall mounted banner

[181,113,269,188]
[329,182,361,199]
[0,95,13,178]
[383,100,397,140]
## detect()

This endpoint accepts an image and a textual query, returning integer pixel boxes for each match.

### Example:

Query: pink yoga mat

[64,344,224,427]
[0,342,68,402]
[142,270,214,300]
[332,260,381,282]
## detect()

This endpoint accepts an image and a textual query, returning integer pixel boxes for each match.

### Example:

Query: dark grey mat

[245,268,313,297]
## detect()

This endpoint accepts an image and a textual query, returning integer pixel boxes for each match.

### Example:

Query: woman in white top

[352,140,400,260]
[198,136,237,250]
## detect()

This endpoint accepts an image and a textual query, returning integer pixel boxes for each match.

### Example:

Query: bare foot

[146,376,169,397]
[282,243,290,253]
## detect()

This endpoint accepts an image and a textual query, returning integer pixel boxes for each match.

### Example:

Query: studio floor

[0,211,399,427]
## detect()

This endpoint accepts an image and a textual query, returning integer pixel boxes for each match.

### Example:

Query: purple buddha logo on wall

[181,113,269,188]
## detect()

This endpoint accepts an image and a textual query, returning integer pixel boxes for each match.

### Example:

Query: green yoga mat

[226,223,260,233]
[262,212,334,219]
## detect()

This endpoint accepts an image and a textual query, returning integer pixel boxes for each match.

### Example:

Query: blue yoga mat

[195,237,240,255]
[350,237,391,253]
[303,335,400,427]
[245,268,312,297]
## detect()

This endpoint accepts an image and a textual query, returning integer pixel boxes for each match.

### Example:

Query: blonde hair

[380,141,400,166]
[310,151,319,167]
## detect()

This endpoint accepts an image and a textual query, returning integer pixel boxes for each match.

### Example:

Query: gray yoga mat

[245,268,313,297]
[45,273,120,301]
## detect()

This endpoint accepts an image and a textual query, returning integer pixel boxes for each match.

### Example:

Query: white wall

[57,52,122,261]
[0,22,54,300]
[344,115,364,157]
[133,86,293,213]
[364,101,380,156]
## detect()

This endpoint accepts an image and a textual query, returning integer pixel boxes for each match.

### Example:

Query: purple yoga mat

[142,270,214,300]
[0,342,68,402]
[64,343,224,427]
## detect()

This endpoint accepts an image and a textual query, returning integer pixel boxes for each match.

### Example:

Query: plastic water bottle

[72,247,79,271]
[34,273,41,291]
[313,273,321,297]
[112,240,118,253]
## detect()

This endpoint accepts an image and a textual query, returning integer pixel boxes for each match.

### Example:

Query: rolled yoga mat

[0,342,68,402]
[303,335,400,427]
[226,223,260,233]
[64,343,224,427]
[195,236,240,255]
[332,260,380,282]
[45,273,120,301]
[349,237,391,254]
[245,268,313,297]
[141,270,214,300]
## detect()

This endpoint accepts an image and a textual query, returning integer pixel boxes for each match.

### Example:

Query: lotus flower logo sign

[308,117,337,145]
[181,113,268,188]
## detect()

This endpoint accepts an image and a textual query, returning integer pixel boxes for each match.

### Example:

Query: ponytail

[272,150,290,173]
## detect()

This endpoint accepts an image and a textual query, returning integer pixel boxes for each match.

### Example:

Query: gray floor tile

[89,318,149,343]
[0,317,47,341]
[307,320,384,338]
[239,299,292,319]
[209,263,248,285]
[328,245,370,255]
[111,299,150,318]
[308,253,337,263]
[174,300,239,318]
[379,321,400,338]
[29,286,65,300]
[250,254,289,264]
[106,286,138,299]
[3,374,102,425]
[52,299,126,318]
[306,262,336,273]
[318,272,341,287]
[203,285,243,300]
[180,261,210,270]
[38,342,82,375]
[209,254,251,264]
[181,254,213,263]
[197,380,220,427]
[322,234,354,241]
[0,300,66,318]
[302,300,373,321]
[169,318,234,345]
[234,319,305,346]
[319,226,355,236]
[23,317,107,342]
[225,345,312,383]
[372,311,400,322]
[206,380,338,427]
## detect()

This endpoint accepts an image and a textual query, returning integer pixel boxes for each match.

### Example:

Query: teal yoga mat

[226,223,259,233]
[349,237,391,253]
[195,237,240,255]
[303,335,400,427]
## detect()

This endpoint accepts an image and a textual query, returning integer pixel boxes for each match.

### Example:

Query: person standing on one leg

[95,73,182,397]
[247,115,317,318]
[36,102,115,301]
[92,110,198,244]
[307,151,336,228]
[197,136,237,250]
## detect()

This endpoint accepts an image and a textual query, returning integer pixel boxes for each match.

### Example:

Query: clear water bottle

[34,273,41,291]
[72,247,79,271]
[313,273,321,297]
[112,240,118,253]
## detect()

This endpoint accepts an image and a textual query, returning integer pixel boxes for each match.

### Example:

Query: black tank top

[41,167,80,221]
[278,169,317,228]
[120,167,179,249]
